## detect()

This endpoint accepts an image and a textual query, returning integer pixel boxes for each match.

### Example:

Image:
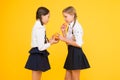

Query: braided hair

[62,6,77,34]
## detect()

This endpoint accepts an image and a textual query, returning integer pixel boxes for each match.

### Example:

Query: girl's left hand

[49,38,59,45]
[59,35,66,42]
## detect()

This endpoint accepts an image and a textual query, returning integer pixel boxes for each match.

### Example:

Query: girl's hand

[49,38,59,45]
[59,35,66,42]
[61,23,67,32]
[52,33,60,41]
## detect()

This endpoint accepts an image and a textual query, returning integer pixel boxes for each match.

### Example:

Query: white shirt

[66,20,83,47]
[31,20,50,51]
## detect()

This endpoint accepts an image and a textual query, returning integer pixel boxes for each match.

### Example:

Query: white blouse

[66,20,83,47]
[31,20,50,51]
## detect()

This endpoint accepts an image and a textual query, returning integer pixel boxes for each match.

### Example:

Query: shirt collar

[36,19,45,29]
[69,20,75,28]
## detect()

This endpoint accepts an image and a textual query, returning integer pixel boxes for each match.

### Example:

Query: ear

[71,14,75,18]
[71,14,75,17]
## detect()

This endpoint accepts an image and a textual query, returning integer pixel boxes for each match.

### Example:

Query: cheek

[44,17,49,23]
[65,17,71,22]
[46,17,49,22]
[68,16,73,21]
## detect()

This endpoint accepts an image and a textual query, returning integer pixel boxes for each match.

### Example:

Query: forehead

[44,13,50,17]
[63,12,73,16]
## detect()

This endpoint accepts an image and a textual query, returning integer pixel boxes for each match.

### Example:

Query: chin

[67,22,71,24]
[44,22,48,25]
[66,21,69,23]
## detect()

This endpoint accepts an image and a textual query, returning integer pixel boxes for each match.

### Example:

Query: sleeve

[36,29,51,51]
[73,24,83,47]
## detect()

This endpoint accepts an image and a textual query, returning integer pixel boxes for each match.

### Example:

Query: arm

[61,24,67,38]
[36,29,59,51]
[36,29,51,51]
[59,24,83,48]
[59,35,81,48]
[62,30,67,37]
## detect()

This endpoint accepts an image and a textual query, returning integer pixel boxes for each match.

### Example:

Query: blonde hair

[62,6,77,20]
[63,6,77,30]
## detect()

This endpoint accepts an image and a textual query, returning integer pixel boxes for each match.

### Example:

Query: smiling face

[41,13,50,25]
[63,12,74,24]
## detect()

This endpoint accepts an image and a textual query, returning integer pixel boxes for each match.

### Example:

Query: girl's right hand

[61,23,67,32]
[49,38,59,45]
[58,35,66,42]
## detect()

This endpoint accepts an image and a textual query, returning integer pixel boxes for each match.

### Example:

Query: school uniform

[25,20,51,72]
[64,20,90,70]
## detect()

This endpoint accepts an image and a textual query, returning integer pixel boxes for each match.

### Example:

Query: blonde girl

[59,6,90,80]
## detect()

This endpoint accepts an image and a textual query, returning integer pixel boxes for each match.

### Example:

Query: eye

[64,16,67,18]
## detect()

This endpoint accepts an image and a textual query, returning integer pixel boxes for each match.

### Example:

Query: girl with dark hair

[59,6,90,80]
[25,7,58,80]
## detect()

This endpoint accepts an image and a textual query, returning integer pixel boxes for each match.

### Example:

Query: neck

[36,19,45,26]
[70,19,76,24]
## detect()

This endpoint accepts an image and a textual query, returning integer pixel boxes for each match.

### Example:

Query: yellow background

[0,0,120,80]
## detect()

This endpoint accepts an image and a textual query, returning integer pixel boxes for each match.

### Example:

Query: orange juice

[63,23,67,28]
[53,33,59,40]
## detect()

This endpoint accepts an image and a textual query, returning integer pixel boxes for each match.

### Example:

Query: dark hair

[36,7,49,25]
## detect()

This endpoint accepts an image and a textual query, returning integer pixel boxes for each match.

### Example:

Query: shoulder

[33,20,45,29]
[73,20,83,32]
[32,21,45,33]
